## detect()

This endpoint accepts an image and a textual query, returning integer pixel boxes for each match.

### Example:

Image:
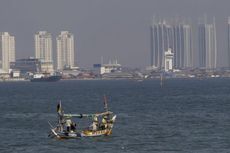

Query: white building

[35,31,53,72]
[56,31,75,70]
[35,31,53,62]
[0,32,15,73]
[100,60,121,74]
[164,48,174,72]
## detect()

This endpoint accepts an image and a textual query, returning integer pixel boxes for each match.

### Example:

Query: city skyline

[0,16,227,71]
[1,0,230,68]
[150,18,193,70]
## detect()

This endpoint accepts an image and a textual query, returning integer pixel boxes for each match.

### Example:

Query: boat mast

[103,95,108,112]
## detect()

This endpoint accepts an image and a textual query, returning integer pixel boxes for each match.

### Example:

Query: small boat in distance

[30,73,62,82]
[48,96,117,139]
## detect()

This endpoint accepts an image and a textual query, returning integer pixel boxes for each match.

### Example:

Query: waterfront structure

[34,31,53,72]
[0,32,15,72]
[150,18,193,70]
[198,18,217,69]
[10,58,41,74]
[93,64,102,76]
[56,31,75,70]
[11,57,55,75]
[102,72,133,79]
[164,48,174,72]
[100,60,121,74]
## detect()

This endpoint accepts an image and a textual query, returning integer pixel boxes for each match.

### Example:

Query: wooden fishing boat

[48,96,116,139]
[81,115,116,137]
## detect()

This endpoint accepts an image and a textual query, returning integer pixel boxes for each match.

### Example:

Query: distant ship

[30,73,62,82]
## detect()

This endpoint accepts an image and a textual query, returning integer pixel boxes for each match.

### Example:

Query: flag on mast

[57,101,62,115]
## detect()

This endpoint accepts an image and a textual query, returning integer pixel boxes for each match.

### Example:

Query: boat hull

[81,129,112,137]
[50,129,112,139]
[31,75,61,82]
[50,130,82,139]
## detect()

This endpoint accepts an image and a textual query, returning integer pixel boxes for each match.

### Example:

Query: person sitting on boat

[92,116,98,131]
[70,122,77,132]
[65,119,72,132]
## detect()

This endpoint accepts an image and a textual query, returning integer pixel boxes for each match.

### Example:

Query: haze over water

[1,0,230,67]
[0,79,230,152]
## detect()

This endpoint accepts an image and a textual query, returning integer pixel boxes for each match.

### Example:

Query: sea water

[0,79,230,153]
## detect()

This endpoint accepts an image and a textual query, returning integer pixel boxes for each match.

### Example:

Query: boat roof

[63,111,113,118]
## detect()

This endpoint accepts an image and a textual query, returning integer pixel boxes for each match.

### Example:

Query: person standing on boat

[65,119,72,132]
[92,116,98,131]
[101,116,108,130]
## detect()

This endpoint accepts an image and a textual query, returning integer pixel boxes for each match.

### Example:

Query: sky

[0,0,230,68]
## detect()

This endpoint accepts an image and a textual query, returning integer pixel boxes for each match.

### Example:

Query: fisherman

[92,116,98,131]
[70,122,77,132]
[101,115,108,130]
[65,118,72,132]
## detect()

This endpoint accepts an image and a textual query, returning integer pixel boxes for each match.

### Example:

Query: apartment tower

[198,18,217,69]
[35,31,53,62]
[0,32,15,72]
[56,31,74,70]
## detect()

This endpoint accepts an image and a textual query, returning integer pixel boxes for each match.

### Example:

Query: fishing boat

[48,96,116,139]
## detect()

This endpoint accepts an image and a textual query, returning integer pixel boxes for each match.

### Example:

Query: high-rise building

[56,31,74,70]
[150,18,193,70]
[150,20,174,69]
[0,32,15,72]
[173,24,193,68]
[198,18,217,69]
[228,17,230,68]
[34,31,53,73]
[35,31,53,62]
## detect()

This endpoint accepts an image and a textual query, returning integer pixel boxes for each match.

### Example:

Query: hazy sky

[0,0,230,68]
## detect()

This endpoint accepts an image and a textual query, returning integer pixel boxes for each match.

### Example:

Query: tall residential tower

[35,31,53,62]
[228,17,230,68]
[150,18,193,70]
[173,24,193,68]
[0,32,15,72]
[198,18,217,69]
[56,31,75,70]
[34,31,54,73]
[150,19,174,69]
